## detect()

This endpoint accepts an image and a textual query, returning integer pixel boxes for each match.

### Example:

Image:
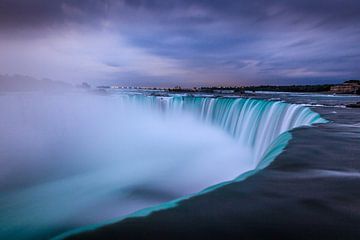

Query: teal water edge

[53,96,327,240]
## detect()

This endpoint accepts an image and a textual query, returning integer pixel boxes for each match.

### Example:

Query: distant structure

[199,87,245,94]
[213,89,235,94]
[77,82,91,89]
[330,80,360,94]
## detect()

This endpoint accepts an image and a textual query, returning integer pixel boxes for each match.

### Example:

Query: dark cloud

[2,0,360,30]
[0,0,359,86]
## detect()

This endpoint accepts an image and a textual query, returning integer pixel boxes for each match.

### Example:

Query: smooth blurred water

[0,92,326,240]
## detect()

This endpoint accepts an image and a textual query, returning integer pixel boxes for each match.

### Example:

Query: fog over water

[0,91,327,240]
[0,92,249,239]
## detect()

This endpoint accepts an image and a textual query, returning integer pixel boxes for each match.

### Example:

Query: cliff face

[347,102,360,108]
[0,75,71,92]
[330,80,360,94]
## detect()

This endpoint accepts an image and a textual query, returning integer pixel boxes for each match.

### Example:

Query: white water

[0,92,326,240]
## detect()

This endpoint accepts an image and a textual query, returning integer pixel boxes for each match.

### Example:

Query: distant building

[213,89,235,94]
[77,82,91,89]
[330,80,360,94]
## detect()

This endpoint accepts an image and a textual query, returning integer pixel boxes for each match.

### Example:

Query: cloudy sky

[0,0,359,87]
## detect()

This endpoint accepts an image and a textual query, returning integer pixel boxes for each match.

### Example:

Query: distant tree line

[242,84,334,93]
[168,84,335,93]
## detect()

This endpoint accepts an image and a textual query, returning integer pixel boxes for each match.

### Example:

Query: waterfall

[0,93,327,240]
[54,94,327,240]
[121,95,327,166]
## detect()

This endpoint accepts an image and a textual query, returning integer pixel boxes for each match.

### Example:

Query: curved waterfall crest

[53,95,327,240]
[123,95,327,166]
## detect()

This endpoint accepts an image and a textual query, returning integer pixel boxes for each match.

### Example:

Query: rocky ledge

[346,101,360,108]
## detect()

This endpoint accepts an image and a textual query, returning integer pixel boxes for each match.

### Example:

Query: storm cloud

[0,0,359,86]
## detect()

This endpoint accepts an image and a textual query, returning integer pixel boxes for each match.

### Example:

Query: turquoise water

[53,95,327,240]
[123,95,326,166]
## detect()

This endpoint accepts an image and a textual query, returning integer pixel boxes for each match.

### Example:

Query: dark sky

[0,0,359,86]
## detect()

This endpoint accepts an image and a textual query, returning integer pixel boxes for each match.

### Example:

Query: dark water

[66,93,360,240]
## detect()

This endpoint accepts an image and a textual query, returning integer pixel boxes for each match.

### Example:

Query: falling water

[129,95,326,165]
[0,92,326,240]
